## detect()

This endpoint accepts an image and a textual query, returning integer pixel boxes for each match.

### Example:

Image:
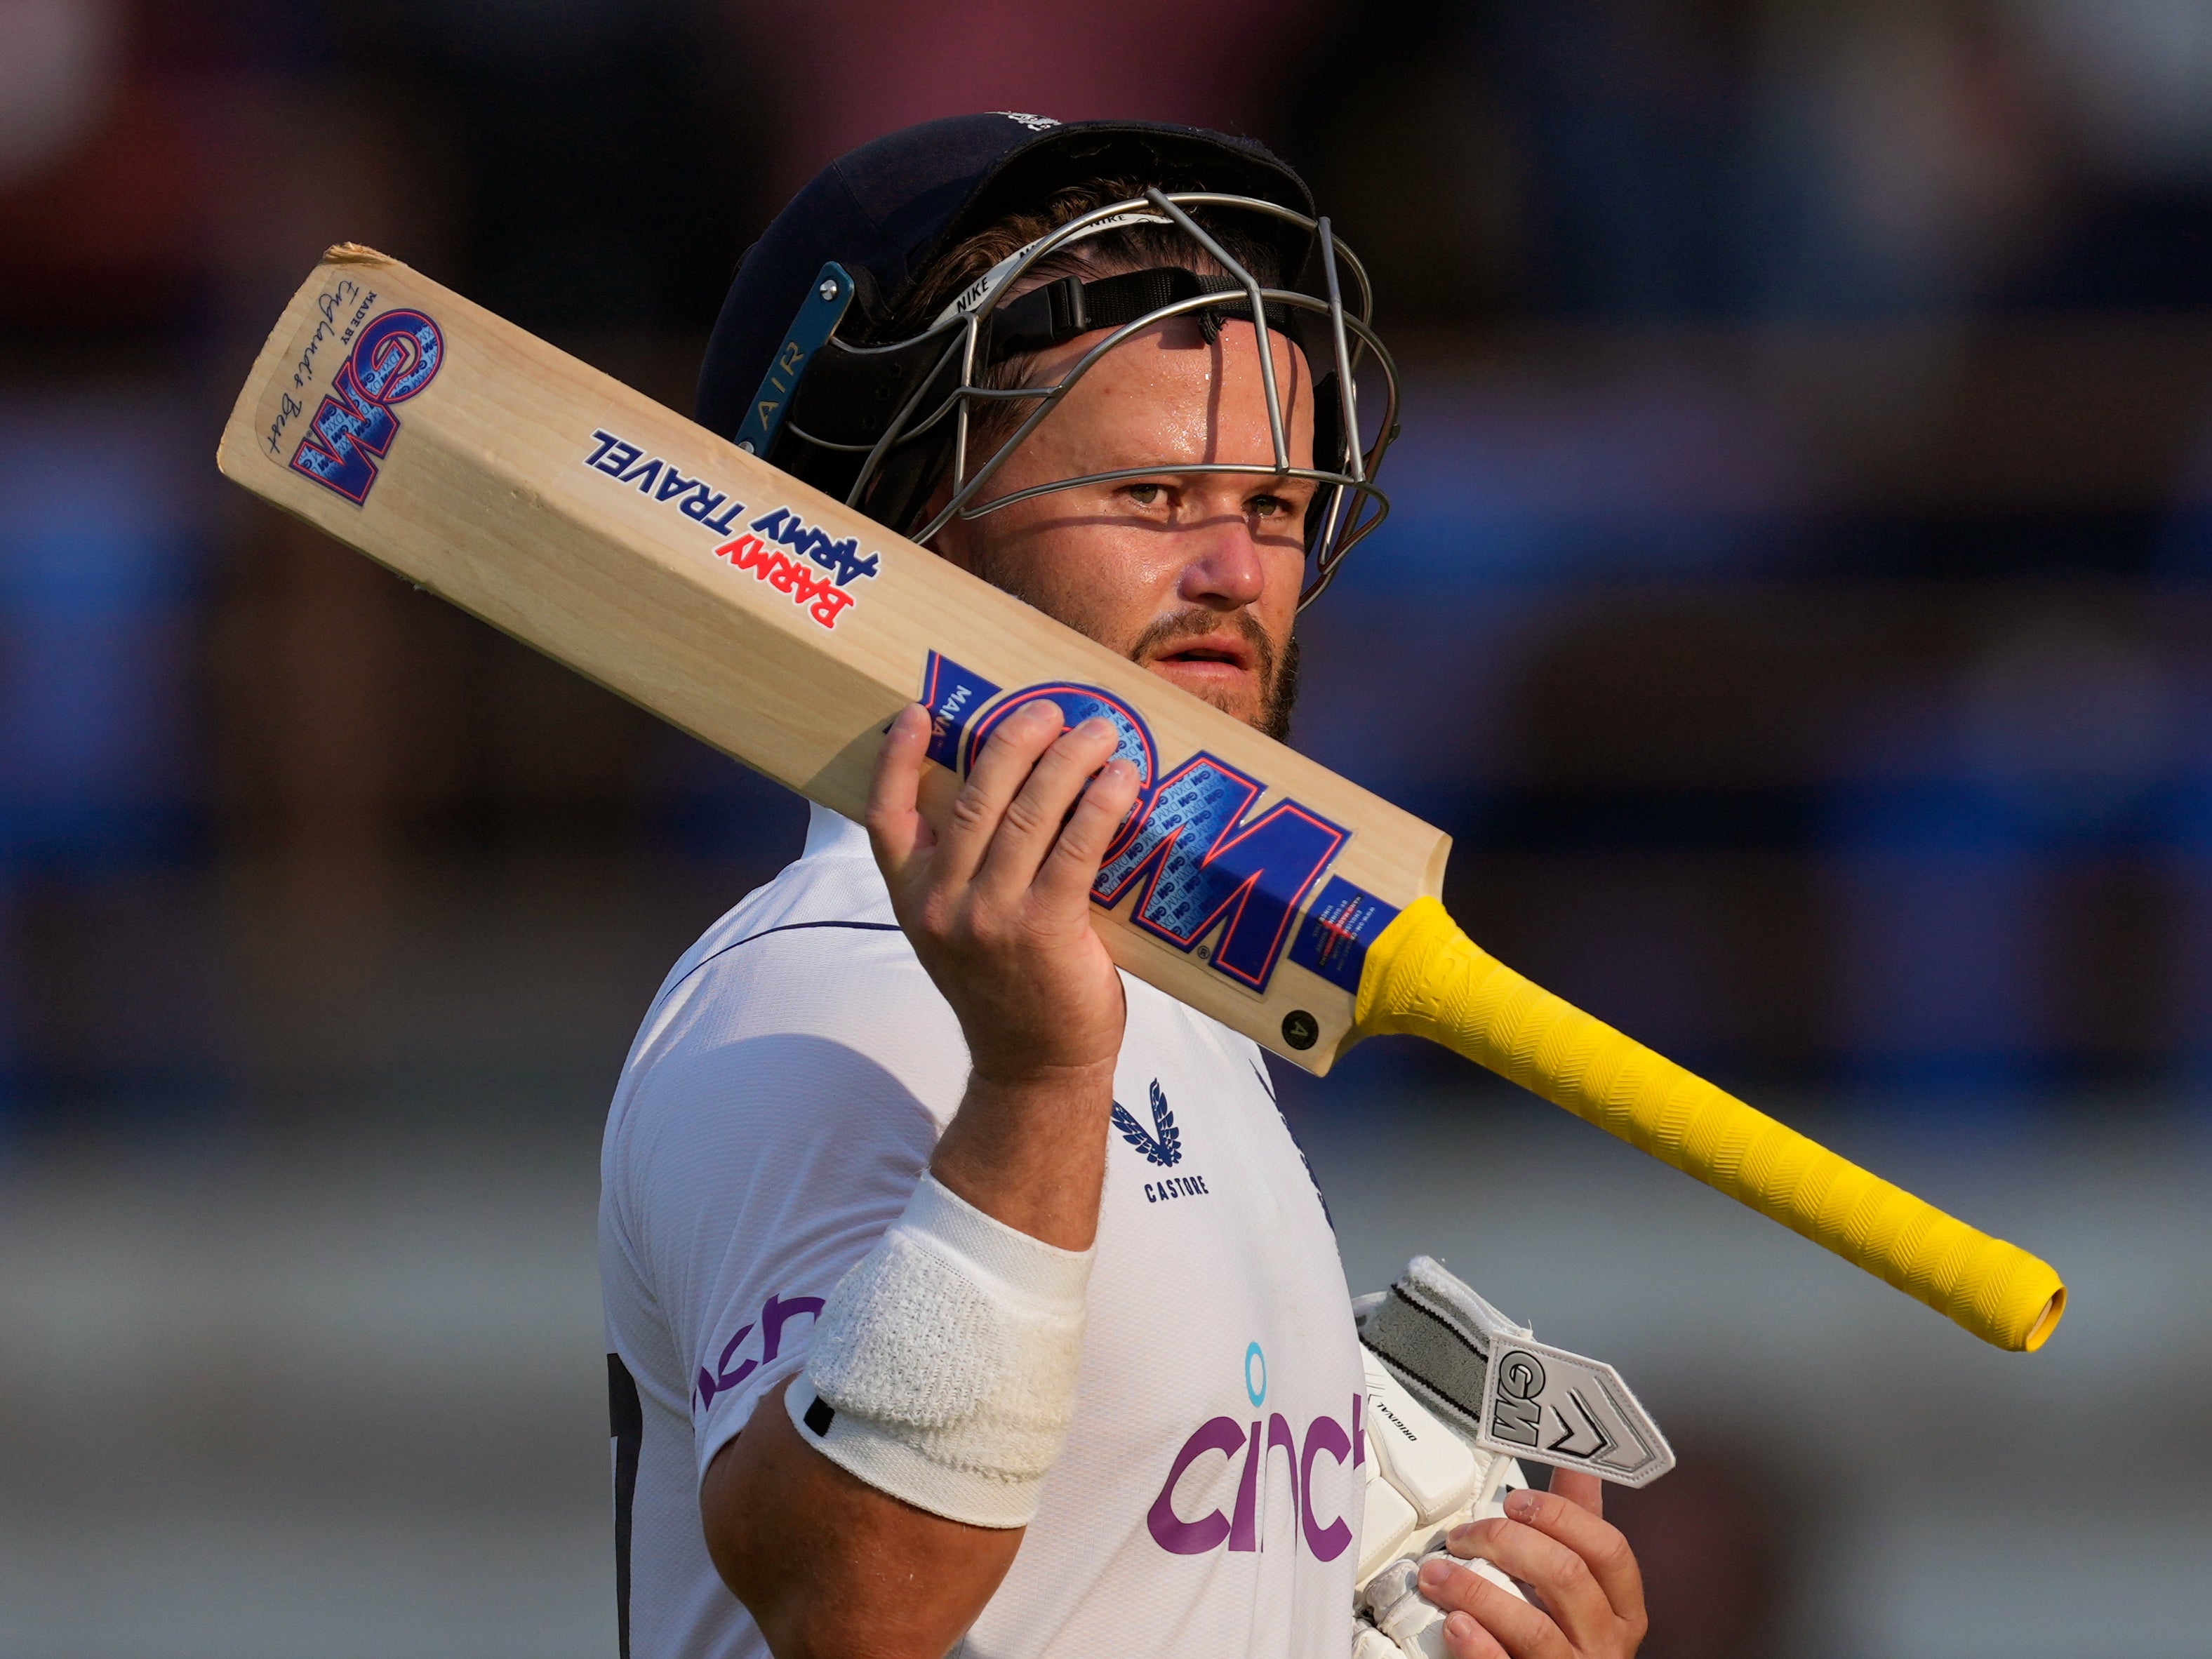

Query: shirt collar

[803,801,874,860]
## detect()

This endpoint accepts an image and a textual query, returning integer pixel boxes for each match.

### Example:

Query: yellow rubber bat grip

[1354,897,2066,1353]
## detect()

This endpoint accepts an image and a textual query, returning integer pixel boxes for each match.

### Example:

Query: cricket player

[600,114,1649,1659]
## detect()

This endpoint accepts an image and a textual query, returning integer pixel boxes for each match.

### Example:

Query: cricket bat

[218,246,2066,1354]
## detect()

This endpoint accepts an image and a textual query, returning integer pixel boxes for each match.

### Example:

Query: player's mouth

[1126,609,1284,727]
[1151,633,1258,684]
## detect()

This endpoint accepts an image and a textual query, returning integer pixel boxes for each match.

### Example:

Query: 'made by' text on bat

[220,247,2067,1354]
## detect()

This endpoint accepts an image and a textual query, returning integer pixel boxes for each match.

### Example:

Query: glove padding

[1362,1256,1673,1489]
[1350,1257,1672,1659]
[1353,1338,1529,1658]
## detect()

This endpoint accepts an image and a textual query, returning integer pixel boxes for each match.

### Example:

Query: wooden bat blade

[218,246,1449,1073]
[219,248,2072,1354]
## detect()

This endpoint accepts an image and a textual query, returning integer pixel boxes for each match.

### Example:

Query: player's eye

[1122,483,1164,507]
[1248,493,1288,518]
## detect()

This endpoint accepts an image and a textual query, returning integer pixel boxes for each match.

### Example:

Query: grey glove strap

[1357,1256,1675,1489]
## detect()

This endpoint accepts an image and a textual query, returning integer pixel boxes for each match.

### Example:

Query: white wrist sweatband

[786,1171,1094,1528]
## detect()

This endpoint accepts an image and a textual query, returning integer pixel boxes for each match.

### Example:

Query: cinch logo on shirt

[694,1291,822,1413]
[1146,1350,1363,1563]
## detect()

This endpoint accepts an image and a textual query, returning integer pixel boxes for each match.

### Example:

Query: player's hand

[1414,1474,1646,1659]
[867,700,1142,1086]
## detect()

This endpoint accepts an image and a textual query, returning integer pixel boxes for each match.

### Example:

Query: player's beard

[1124,606,1301,743]
[956,543,1302,742]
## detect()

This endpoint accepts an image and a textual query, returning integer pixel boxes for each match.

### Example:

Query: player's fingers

[975,717,1122,895]
[1444,1513,1627,1653]
[936,700,1065,884]
[1033,754,1142,909]
[1500,1485,1644,1628]
[1439,1607,1512,1659]
[1548,1470,1604,1520]
[865,704,934,882]
[1416,1558,1573,1659]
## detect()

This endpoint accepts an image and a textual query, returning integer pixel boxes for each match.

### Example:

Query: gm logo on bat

[922,652,1401,999]
[286,307,446,504]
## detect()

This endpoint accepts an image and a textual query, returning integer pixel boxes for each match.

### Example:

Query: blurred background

[1,0,2206,1654]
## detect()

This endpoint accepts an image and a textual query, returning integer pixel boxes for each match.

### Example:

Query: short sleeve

[605,1023,951,1479]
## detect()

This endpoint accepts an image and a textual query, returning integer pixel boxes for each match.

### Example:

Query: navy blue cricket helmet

[695,113,1399,605]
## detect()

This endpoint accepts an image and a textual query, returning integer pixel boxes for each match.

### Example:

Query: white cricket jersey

[600,805,1366,1658]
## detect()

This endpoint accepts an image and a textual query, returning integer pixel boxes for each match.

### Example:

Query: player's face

[928,317,1316,740]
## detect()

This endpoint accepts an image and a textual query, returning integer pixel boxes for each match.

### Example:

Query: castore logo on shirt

[1112,1079,1182,1166]
[1117,1079,1218,1204]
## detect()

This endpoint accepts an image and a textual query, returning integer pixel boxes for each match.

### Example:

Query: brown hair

[891,176,1286,336]
[887,176,1291,471]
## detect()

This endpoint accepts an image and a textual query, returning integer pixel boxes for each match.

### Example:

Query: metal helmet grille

[789,190,1399,609]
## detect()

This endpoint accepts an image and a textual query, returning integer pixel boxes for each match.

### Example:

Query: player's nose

[1173,512,1269,611]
